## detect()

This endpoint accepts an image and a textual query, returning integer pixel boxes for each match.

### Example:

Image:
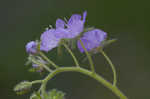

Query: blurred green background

[0,0,150,99]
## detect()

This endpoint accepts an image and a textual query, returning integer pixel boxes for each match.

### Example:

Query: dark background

[0,0,150,99]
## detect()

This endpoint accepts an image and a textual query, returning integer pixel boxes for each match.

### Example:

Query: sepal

[100,39,117,48]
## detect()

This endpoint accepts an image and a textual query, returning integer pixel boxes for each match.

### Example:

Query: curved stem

[39,52,59,68]
[42,67,128,99]
[31,80,43,85]
[63,43,80,67]
[31,80,45,98]
[40,83,46,98]
[99,49,117,86]
[79,39,95,73]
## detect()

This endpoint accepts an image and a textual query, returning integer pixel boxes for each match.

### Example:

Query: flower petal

[66,13,85,38]
[83,11,87,23]
[56,19,65,29]
[77,39,92,53]
[77,29,107,52]
[54,28,70,38]
[40,29,60,52]
[68,14,82,25]
[26,41,37,54]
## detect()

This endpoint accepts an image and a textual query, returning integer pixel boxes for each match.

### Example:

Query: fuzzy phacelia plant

[14,11,128,99]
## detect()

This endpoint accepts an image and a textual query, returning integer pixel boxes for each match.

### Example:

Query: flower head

[40,29,60,52]
[55,11,87,38]
[26,41,38,54]
[77,29,107,53]
[40,11,87,52]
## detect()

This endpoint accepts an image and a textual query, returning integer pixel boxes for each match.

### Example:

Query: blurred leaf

[28,68,37,72]
[46,89,65,99]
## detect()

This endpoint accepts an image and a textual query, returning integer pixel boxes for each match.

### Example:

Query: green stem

[31,80,43,85]
[42,64,53,72]
[31,58,53,72]
[99,49,117,86]
[40,83,46,98]
[42,67,128,99]
[79,39,95,73]
[63,43,80,67]
[39,52,59,68]
[31,80,44,98]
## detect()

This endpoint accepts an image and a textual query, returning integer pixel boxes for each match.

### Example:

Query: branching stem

[39,52,59,68]
[99,49,117,86]
[31,58,53,72]
[63,43,80,67]
[31,80,43,85]
[41,67,128,99]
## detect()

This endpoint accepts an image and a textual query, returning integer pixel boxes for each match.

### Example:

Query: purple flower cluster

[26,11,107,54]
[40,11,87,52]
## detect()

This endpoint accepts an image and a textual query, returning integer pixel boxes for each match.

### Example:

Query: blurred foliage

[30,89,65,99]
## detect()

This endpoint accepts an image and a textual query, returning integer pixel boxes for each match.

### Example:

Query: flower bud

[26,41,38,54]
[14,81,32,94]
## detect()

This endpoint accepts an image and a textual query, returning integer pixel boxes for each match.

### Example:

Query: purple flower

[55,11,87,38]
[26,41,38,54]
[40,11,87,52]
[77,29,107,53]
[40,29,60,52]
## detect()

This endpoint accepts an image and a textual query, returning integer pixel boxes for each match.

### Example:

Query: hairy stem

[31,80,43,85]
[63,43,80,67]
[99,49,117,86]
[42,64,53,72]
[39,52,59,68]
[42,67,127,99]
